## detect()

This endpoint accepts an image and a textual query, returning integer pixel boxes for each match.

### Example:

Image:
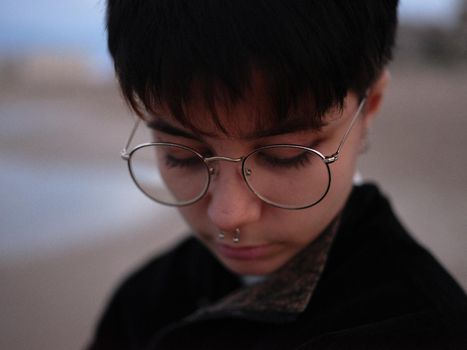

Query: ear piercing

[217,228,240,243]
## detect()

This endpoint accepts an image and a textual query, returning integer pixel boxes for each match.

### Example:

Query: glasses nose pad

[207,158,245,183]
[208,161,221,178]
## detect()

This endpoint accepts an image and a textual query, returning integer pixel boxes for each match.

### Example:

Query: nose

[206,161,262,233]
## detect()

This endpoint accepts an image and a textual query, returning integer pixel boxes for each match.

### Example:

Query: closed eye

[254,149,313,169]
[164,153,203,169]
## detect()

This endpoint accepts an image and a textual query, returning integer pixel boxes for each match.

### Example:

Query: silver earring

[233,228,240,244]
[218,231,225,240]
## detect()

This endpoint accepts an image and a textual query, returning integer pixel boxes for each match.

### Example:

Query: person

[88,1,467,349]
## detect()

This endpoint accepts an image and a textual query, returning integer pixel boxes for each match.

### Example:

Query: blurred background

[1,1,466,349]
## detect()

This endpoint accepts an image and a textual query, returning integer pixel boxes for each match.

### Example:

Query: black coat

[88,184,467,349]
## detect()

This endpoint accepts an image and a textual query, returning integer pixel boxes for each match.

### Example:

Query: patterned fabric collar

[188,219,339,324]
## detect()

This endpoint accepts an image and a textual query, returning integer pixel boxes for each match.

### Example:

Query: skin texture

[152,71,389,276]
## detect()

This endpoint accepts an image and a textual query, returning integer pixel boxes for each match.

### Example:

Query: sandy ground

[0,63,466,350]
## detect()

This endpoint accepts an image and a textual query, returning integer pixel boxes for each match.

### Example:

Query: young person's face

[150,74,386,276]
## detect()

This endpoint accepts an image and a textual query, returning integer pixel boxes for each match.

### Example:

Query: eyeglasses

[121,97,367,210]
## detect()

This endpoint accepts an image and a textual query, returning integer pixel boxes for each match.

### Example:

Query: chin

[196,232,292,276]
[216,254,284,276]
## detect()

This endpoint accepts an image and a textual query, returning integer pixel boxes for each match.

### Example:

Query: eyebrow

[146,119,201,140]
[247,121,324,139]
[146,118,324,140]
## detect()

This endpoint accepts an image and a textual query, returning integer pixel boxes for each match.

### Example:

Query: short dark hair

[107,0,398,133]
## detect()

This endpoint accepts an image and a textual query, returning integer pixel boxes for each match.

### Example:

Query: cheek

[177,200,210,232]
[330,122,365,187]
[331,157,357,193]
[319,132,363,216]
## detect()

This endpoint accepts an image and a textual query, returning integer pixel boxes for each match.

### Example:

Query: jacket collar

[188,218,339,324]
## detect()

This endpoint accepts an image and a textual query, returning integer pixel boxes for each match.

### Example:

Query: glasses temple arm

[121,118,141,160]
[328,96,367,161]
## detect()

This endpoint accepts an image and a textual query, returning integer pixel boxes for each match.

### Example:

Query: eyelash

[256,151,313,169]
[164,151,312,171]
[159,132,323,171]
[164,154,203,169]
[164,147,213,169]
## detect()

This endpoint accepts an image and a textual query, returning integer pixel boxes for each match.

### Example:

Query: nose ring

[217,228,240,243]
[233,228,240,243]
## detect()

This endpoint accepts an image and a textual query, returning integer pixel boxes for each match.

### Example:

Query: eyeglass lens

[129,144,330,208]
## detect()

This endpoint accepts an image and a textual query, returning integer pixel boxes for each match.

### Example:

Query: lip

[216,243,274,261]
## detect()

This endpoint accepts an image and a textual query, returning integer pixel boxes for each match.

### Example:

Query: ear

[362,69,390,129]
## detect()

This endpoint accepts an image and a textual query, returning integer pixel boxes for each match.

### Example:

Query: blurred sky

[0,0,463,74]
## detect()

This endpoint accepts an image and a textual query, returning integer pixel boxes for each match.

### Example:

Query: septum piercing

[218,228,240,243]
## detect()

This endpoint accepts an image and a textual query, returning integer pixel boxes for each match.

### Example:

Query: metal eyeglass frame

[121,96,367,210]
